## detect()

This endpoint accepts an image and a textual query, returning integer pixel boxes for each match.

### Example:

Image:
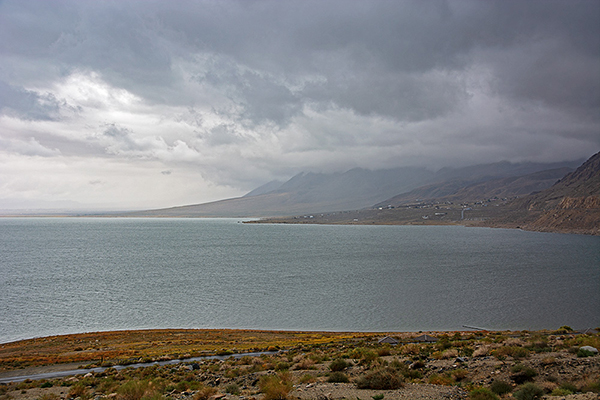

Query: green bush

[581,378,600,393]
[493,346,529,359]
[117,380,150,400]
[559,382,577,393]
[299,373,316,384]
[225,383,240,395]
[68,383,89,400]
[469,388,499,400]
[490,380,512,395]
[551,388,573,396]
[510,364,537,384]
[275,361,291,370]
[577,348,596,357]
[327,371,350,383]
[329,358,350,371]
[355,368,403,390]
[513,383,544,400]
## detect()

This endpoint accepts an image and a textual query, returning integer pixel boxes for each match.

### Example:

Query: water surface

[1,218,598,343]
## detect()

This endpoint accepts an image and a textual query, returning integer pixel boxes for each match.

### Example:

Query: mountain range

[132,159,584,217]
[487,151,600,234]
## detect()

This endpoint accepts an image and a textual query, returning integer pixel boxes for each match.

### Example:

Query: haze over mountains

[493,151,600,234]
[133,159,584,218]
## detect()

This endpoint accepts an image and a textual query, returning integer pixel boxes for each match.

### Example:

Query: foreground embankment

[1,328,599,400]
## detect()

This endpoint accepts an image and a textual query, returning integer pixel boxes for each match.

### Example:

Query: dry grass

[0,329,366,371]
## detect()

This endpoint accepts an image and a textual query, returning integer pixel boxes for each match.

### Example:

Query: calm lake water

[1,218,598,343]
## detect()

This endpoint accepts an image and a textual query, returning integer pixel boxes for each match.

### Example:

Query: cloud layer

[1,0,598,209]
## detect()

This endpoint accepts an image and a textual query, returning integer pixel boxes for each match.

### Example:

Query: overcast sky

[1,0,599,210]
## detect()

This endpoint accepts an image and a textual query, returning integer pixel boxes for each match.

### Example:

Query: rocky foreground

[0,329,599,400]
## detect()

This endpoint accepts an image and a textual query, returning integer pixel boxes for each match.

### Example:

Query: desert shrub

[403,369,423,379]
[259,372,293,400]
[401,343,421,356]
[275,361,291,371]
[174,381,203,392]
[98,377,120,394]
[117,380,151,400]
[490,380,512,395]
[299,373,316,384]
[40,381,53,388]
[39,394,60,400]
[68,383,89,399]
[551,388,573,396]
[472,345,491,357]
[581,378,600,393]
[329,358,350,371]
[554,325,573,334]
[577,348,596,357]
[493,346,529,360]
[327,371,350,383]
[377,347,391,356]
[541,356,556,365]
[224,383,240,395]
[389,359,404,370]
[293,357,315,370]
[359,349,379,366]
[441,349,459,359]
[436,336,452,351]
[526,337,551,353]
[452,369,469,382]
[510,364,537,384]
[356,368,403,390]
[192,386,217,400]
[469,388,499,400]
[513,383,544,400]
[428,373,455,386]
[558,382,577,393]
[461,346,475,357]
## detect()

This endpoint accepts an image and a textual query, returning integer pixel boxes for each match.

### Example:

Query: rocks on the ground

[580,345,598,353]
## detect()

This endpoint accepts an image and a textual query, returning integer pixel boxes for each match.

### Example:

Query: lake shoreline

[1,328,599,400]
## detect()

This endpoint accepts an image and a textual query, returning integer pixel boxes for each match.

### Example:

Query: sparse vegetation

[258,372,293,400]
[327,371,349,383]
[328,358,350,371]
[469,387,500,400]
[355,368,403,390]
[513,382,544,400]
[0,328,599,400]
[490,379,512,395]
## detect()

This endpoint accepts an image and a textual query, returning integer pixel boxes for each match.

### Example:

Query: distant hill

[376,167,574,207]
[129,167,435,217]
[129,159,584,218]
[491,151,600,234]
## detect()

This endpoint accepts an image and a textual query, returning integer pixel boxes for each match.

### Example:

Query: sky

[1,0,599,210]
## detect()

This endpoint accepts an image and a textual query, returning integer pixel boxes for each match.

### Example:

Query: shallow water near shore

[1,217,599,343]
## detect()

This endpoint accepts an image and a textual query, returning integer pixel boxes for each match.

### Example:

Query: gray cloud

[0,0,598,208]
[0,81,62,120]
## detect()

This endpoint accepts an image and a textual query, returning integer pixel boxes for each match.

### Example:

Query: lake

[1,217,598,343]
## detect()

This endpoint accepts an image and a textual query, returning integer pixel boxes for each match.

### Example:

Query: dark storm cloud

[0,0,598,208]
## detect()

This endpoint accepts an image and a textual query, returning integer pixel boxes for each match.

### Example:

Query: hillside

[250,153,599,235]
[129,160,580,218]
[487,151,600,234]
[376,167,573,207]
